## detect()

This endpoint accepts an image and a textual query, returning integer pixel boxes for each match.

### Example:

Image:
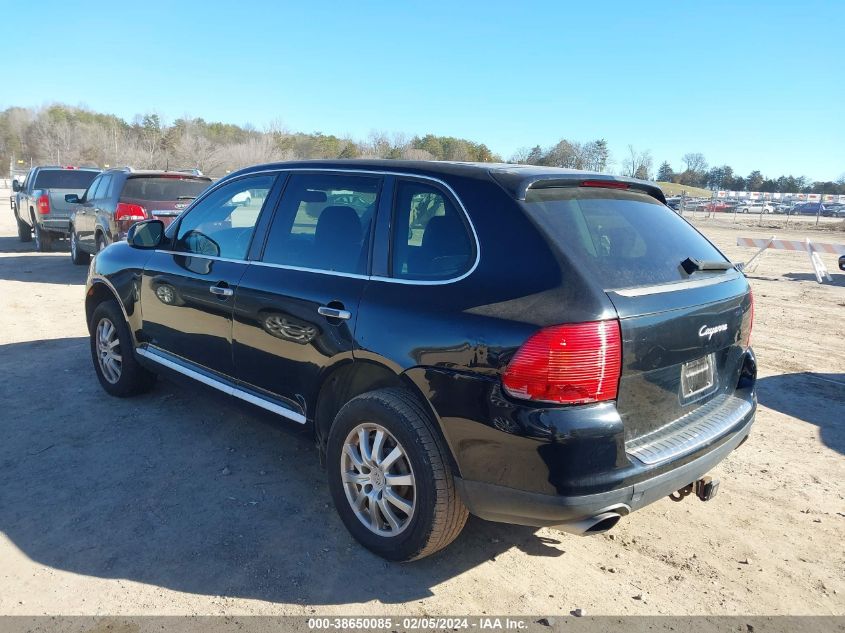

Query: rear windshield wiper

[681,257,734,275]
[177,196,197,200]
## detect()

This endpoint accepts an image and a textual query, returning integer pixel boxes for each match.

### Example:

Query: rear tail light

[742,290,754,349]
[37,194,50,215]
[115,202,147,222]
[502,320,622,405]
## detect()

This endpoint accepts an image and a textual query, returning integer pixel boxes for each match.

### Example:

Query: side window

[262,173,380,274]
[391,180,474,280]
[174,175,274,259]
[85,176,103,202]
[100,174,116,201]
[95,175,112,202]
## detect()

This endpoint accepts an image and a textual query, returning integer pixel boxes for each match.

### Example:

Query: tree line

[0,105,499,177]
[1,104,842,194]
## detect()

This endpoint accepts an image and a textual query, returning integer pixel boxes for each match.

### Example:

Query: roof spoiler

[515,175,667,204]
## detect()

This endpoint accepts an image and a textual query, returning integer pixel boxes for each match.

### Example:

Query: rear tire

[33,218,53,252]
[90,300,156,397]
[17,217,32,242]
[96,232,106,253]
[70,227,90,265]
[326,388,468,561]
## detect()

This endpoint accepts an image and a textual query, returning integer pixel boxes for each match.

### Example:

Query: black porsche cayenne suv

[85,160,756,561]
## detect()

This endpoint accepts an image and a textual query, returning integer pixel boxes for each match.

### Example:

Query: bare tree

[682,152,708,174]
[623,145,653,179]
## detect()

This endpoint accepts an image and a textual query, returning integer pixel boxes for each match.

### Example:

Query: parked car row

[11,166,212,261]
[81,159,757,560]
[686,198,839,217]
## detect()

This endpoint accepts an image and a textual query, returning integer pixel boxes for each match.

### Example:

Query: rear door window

[261,173,381,275]
[521,188,729,289]
[390,179,474,280]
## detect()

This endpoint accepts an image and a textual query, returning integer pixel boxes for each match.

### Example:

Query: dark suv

[67,169,211,264]
[84,160,756,561]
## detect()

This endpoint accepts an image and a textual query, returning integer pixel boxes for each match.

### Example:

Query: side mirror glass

[12,180,21,192]
[128,219,165,249]
[65,193,80,204]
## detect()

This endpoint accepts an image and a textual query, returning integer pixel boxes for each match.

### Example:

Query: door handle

[318,306,351,320]
[209,285,233,297]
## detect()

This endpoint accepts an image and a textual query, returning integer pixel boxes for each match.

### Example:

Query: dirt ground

[0,192,843,616]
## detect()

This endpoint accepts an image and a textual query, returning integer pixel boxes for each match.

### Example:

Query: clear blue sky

[2,0,843,181]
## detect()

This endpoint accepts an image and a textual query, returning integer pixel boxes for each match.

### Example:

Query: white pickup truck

[12,166,100,250]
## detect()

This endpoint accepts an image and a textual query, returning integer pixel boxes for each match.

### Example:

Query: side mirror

[65,193,80,204]
[127,219,165,249]
[12,180,21,192]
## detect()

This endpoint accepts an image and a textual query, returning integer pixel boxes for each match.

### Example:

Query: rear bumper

[37,217,71,233]
[456,412,754,528]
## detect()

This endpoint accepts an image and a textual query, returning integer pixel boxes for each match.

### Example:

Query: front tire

[90,301,156,397]
[326,388,468,561]
[70,228,90,265]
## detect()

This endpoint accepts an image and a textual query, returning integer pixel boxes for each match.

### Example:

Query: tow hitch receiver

[669,476,720,502]
[695,476,719,501]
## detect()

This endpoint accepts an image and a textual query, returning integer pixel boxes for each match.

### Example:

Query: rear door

[520,187,753,459]
[139,174,279,378]
[232,171,382,417]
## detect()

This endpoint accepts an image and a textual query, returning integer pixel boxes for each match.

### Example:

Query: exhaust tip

[583,513,621,535]
[554,511,623,536]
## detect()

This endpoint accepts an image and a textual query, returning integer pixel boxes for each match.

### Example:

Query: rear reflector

[115,202,147,222]
[37,194,50,215]
[580,179,630,190]
[502,320,622,405]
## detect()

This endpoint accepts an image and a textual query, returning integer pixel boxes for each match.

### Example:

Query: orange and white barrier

[737,236,844,283]
[736,237,845,255]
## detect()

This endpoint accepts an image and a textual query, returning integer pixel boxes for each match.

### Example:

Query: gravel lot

[0,191,843,616]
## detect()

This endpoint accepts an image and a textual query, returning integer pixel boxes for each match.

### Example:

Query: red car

[703,201,732,212]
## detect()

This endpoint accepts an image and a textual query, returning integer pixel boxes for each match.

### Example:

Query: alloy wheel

[95,317,122,384]
[341,423,416,536]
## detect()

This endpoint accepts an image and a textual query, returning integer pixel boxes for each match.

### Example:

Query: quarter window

[174,175,274,259]
[262,173,380,275]
[391,180,474,280]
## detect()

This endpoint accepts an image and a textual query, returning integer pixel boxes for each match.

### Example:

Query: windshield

[521,187,729,289]
[33,169,99,190]
[122,176,210,201]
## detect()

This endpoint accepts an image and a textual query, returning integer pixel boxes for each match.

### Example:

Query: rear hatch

[520,186,753,463]
[119,175,211,231]
[33,169,99,219]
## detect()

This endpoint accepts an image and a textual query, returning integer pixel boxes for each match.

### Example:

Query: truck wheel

[70,228,90,265]
[17,217,32,242]
[326,388,468,561]
[96,232,107,253]
[34,222,53,252]
[90,300,156,397]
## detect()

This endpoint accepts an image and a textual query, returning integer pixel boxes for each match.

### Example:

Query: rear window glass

[33,170,98,190]
[122,177,210,201]
[521,188,728,289]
